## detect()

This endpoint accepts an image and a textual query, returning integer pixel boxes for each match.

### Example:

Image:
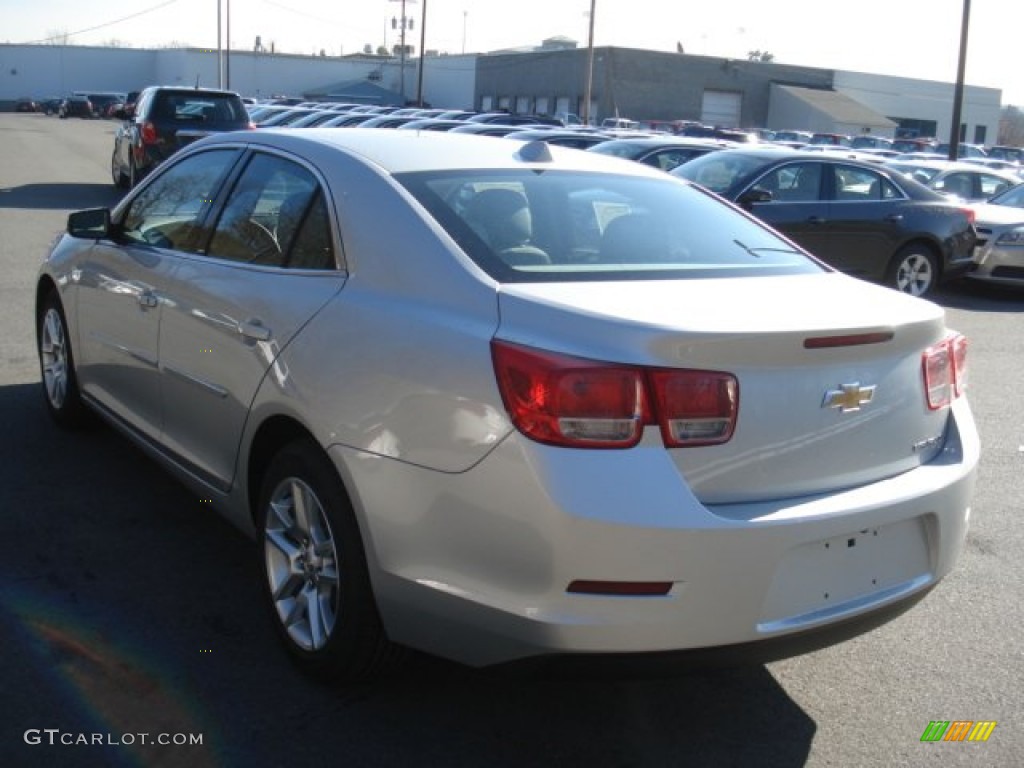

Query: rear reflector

[567,580,673,596]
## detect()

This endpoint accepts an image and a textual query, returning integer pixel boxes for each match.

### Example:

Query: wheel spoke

[265,527,302,562]
[290,480,315,538]
[271,571,305,602]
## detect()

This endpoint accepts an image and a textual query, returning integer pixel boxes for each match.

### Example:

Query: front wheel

[258,440,398,681]
[888,244,937,297]
[37,291,91,428]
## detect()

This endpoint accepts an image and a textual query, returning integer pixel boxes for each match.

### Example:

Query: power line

[16,0,182,45]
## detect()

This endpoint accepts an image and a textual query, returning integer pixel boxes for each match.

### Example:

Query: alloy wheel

[263,476,340,652]
[40,307,69,410]
[894,252,934,297]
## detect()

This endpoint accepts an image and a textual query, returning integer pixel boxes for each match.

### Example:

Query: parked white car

[36,129,979,680]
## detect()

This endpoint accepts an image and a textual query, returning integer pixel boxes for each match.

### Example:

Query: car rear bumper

[335,398,979,667]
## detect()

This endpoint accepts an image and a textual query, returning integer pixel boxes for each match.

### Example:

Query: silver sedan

[36,128,979,681]
[969,182,1024,285]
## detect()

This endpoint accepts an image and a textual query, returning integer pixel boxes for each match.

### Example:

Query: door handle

[238,320,272,342]
[138,291,158,308]
[807,216,827,224]
[885,214,904,222]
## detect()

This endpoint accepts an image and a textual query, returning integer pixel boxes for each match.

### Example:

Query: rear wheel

[258,439,397,681]
[38,291,91,429]
[888,244,937,297]
[111,148,128,189]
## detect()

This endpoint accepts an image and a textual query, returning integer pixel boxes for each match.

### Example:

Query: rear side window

[398,170,821,282]
[206,152,336,270]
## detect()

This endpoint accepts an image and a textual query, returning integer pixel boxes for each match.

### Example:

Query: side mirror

[738,187,773,210]
[67,208,112,239]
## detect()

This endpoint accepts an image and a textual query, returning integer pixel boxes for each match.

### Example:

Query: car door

[743,161,832,260]
[819,163,907,280]
[156,150,345,491]
[75,147,242,440]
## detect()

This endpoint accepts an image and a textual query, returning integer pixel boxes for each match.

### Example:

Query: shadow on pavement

[0,183,124,211]
[0,382,815,768]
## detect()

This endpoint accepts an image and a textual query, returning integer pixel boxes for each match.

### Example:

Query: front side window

[120,149,240,250]
[206,152,335,269]
[398,170,822,283]
[753,162,823,202]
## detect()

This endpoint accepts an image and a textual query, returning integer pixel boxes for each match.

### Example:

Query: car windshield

[397,169,819,283]
[989,182,1024,208]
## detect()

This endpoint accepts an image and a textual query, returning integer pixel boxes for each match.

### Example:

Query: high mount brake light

[491,340,738,449]
[923,332,968,410]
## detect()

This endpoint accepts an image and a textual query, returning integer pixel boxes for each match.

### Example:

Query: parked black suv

[59,96,94,119]
[111,86,252,188]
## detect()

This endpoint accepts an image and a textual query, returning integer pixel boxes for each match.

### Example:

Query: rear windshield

[153,93,248,124]
[397,170,822,283]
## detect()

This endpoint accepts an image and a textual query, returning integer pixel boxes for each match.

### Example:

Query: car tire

[887,244,937,297]
[111,148,129,189]
[258,439,399,681]
[37,291,91,429]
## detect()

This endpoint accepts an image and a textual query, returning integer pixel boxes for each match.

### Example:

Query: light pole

[948,0,971,160]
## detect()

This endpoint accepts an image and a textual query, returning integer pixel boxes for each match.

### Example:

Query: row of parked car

[100,86,1024,297]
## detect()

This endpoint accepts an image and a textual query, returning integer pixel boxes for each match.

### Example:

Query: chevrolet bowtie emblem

[822,383,876,413]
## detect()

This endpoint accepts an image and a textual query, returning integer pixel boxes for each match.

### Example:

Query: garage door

[702,90,741,128]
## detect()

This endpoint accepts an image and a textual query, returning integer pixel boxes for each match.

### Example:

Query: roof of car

[201,127,675,177]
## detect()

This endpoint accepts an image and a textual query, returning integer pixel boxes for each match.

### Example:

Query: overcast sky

[4,0,1021,106]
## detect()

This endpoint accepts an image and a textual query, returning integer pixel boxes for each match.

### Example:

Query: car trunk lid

[495,273,955,504]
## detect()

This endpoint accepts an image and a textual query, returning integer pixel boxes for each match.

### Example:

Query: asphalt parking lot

[1,113,1022,768]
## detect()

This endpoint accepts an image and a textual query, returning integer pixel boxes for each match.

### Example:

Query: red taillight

[141,121,158,145]
[491,341,645,448]
[961,207,976,225]
[491,340,738,449]
[922,332,968,410]
[648,369,738,447]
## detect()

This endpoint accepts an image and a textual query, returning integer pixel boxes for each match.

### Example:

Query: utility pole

[948,0,971,160]
[217,0,223,87]
[583,0,596,125]
[391,0,415,104]
[416,0,428,107]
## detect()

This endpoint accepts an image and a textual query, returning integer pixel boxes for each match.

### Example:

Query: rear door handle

[138,291,158,308]
[885,214,904,222]
[807,216,827,224]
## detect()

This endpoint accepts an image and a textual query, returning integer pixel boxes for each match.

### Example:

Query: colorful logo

[920,721,997,742]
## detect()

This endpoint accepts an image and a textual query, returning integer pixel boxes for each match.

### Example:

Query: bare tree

[998,105,1024,146]
[747,50,775,63]
[45,29,71,46]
